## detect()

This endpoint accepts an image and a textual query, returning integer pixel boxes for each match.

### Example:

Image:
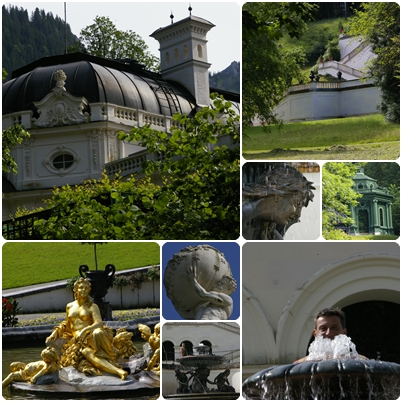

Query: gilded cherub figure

[138,323,160,374]
[2,346,59,388]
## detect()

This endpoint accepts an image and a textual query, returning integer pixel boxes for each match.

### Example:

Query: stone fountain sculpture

[3,277,160,398]
[242,165,315,240]
[164,245,237,320]
[242,334,400,399]
[175,344,236,395]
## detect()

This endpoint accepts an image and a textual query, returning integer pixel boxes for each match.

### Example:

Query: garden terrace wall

[2,266,160,313]
[273,79,381,123]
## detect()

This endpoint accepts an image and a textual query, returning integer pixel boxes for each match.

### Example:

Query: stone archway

[200,340,213,354]
[242,287,277,364]
[162,341,174,362]
[276,254,399,363]
[358,209,369,233]
[342,300,399,362]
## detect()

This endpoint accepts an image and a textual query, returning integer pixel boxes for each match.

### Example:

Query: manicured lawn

[348,235,399,241]
[243,114,400,160]
[2,242,160,289]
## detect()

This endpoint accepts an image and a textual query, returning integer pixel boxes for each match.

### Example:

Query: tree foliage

[34,95,239,240]
[311,2,361,20]
[79,16,159,71]
[349,2,400,123]
[2,124,30,173]
[242,2,315,126]
[322,162,361,239]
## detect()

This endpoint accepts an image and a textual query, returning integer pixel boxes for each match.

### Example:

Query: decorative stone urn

[79,264,115,320]
[163,244,233,319]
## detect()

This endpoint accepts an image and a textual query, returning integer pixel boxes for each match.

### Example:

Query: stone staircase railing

[339,39,371,64]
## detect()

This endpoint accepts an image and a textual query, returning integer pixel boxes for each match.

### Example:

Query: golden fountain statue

[3,277,161,397]
[138,323,160,374]
[2,347,59,388]
[45,277,133,380]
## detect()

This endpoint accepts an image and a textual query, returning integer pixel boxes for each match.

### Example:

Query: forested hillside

[210,61,240,94]
[311,2,361,20]
[2,5,77,80]
[2,5,240,92]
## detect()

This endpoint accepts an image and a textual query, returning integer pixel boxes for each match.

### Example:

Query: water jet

[243,335,399,399]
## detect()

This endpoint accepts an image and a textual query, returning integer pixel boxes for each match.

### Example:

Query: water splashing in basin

[307,334,359,361]
[242,334,400,400]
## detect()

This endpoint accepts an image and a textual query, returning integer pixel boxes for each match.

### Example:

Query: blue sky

[6,1,240,73]
[162,242,240,321]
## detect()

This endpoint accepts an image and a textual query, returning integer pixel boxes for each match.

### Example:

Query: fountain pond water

[242,335,400,400]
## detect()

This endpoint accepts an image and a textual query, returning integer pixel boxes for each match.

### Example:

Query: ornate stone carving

[42,146,81,175]
[242,165,315,240]
[92,143,99,169]
[24,150,31,178]
[32,70,89,128]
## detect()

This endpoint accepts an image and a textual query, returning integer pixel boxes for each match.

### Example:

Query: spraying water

[307,334,359,361]
[242,334,400,400]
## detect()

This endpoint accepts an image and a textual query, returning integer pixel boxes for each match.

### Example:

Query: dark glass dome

[2,53,196,119]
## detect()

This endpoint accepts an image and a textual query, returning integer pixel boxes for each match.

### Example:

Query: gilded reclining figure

[46,277,135,380]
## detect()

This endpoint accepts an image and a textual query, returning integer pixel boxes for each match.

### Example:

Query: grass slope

[2,242,160,289]
[348,235,399,241]
[243,114,400,160]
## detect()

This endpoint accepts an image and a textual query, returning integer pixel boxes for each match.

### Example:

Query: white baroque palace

[2,13,239,220]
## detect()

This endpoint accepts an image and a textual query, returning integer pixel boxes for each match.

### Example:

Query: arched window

[358,183,364,190]
[183,45,189,60]
[197,44,203,58]
[200,340,213,354]
[174,48,179,63]
[162,341,174,362]
[165,52,170,66]
[379,208,384,226]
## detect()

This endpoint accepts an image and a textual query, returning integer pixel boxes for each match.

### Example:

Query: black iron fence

[2,209,53,240]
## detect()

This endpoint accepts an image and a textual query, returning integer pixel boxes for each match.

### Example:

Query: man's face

[313,315,346,340]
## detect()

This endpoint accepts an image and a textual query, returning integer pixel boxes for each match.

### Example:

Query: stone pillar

[386,202,394,234]
[372,199,378,234]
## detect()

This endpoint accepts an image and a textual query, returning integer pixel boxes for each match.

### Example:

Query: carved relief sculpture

[32,70,89,128]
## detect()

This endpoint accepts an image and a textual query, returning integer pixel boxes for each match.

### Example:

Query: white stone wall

[4,277,160,313]
[275,80,381,122]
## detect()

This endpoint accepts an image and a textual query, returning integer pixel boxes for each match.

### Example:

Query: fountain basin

[9,370,160,399]
[242,359,400,400]
[177,355,228,368]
